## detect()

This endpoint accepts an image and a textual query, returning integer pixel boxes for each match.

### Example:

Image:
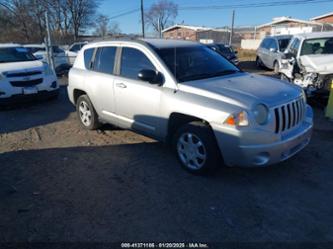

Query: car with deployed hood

[0,44,58,105]
[68,39,313,174]
[279,31,333,95]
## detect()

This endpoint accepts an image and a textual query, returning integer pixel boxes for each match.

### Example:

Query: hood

[0,60,44,74]
[178,72,302,108]
[300,54,333,74]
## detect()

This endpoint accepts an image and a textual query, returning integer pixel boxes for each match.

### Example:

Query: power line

[107,0,333,20]
[179,0,333,10]
[109,8,140,20]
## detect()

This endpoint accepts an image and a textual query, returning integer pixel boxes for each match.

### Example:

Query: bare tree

[0,0,102,43]
[94,14,109,38]
[145,0,178,34]
[66,0,99,41]
[109,21,121,35]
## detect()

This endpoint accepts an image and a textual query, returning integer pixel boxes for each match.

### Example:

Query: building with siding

[256,17,323,39]
[162,24,230,43]
[311,12,333,24]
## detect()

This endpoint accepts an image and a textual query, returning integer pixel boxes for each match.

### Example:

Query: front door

[113,47,162,136]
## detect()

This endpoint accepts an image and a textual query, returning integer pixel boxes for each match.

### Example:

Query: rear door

[85,46,117,122]
[113,46,162,136]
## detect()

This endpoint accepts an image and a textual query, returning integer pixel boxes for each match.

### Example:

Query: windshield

[301,37,333,55]
[278,38,291,52]
[154,45,240,83]
[0,47,36,63]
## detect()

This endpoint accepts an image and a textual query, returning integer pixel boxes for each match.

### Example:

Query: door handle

[116,83,127,88]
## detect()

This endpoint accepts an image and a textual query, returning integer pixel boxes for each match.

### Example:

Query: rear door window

[93,47,116,74]
[120,47,155,80]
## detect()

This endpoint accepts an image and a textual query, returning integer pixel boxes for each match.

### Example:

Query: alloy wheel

[79,101,92,127]
[177,132,207,170]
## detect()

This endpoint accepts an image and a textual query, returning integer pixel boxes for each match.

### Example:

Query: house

[311,12,333,24]
[162,24,230,43]
[162,25,210,41]
[256,16,322,39]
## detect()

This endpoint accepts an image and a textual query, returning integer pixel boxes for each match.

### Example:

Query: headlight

[0,73,4,81]
[43,63,54,75]
[224,110,249,127]
[253,104,269,125]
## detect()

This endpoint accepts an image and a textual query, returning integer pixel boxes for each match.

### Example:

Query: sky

[98,0,333,34]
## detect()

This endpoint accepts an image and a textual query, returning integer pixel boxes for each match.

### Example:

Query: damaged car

[279,32,333,97]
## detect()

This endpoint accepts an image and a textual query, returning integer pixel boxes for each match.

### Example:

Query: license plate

[23,87,38,95]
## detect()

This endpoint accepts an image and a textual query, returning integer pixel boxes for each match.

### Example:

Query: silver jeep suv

[68,39,313,174]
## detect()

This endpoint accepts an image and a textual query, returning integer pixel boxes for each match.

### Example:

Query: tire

[172,121,221,174]
[76,95,101,130]
[256,56,263,69]
[273,61,280,74]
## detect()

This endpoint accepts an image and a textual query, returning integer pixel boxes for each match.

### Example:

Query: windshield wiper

[178,73,215,82]
[209,69,239,77]
[178,69,240,82]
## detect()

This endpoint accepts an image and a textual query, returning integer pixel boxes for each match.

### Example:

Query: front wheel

[173,122,222,174]
[76,95,101,130]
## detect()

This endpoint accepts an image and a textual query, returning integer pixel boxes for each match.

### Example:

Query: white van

[0,44,59,105]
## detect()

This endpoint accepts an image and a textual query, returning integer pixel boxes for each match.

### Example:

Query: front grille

[274,98,305,133]
[10,78,43,87]
[5,71,42,78]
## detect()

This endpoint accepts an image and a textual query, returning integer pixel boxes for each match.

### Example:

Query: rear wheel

[76,95,100,130]
[173,121,221,174]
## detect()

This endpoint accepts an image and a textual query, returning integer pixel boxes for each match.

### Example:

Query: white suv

[0,44,59,105]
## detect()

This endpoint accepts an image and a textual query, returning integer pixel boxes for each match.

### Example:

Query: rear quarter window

[93,47,117,74]
[84,48,94,69]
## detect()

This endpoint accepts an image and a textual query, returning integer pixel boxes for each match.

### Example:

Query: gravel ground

[1,62,333,245]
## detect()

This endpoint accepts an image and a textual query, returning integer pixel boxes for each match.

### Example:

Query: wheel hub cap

[177,132,207,170]
[79,101,92,126]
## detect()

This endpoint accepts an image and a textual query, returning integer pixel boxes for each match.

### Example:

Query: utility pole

[158,17,162,38]
[141,0,145,38]
[45,12,55,73]
[229,10,235,46]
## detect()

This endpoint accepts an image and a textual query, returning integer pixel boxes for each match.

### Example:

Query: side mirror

[138,69,164,85]
[269,48,277,53]
[234,50,238,54]
[282,52,294,60]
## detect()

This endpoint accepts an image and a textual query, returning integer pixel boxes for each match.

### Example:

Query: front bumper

[213,105,313,167]
[0,89,59,106]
